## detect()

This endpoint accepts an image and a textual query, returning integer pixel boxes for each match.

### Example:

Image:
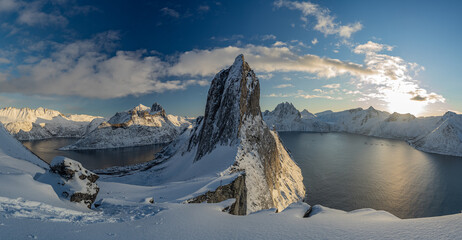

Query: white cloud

[0,0,18,12]
[353,41,393,54]
[322,83,340,88]
[259,73,274,80]
[311,38,318,45]
[283,77,292,81]
[266,90,341,100]
[0,57,10,64]
[274,0,362,38]
[274,84,293,88]
[161,7,180,18]
[0,32,208,99]
[352,41,444,109]
[261,34,277,41]
[17,2,68,27]
[168,45,374,78]
[273,41,287,47]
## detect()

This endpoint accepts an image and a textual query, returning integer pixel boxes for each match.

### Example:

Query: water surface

[21,138,164,170]
[279,132,462,219]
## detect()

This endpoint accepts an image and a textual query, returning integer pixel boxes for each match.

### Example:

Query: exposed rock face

[48,157,99,208]
[158,54,305,215]
[187,175,247,215]
[61,103,191,150]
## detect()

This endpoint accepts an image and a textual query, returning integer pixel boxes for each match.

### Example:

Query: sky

[0,0,461,117]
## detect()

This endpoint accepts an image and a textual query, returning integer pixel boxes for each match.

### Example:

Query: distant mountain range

[61,103,192,150]
[0,107,104,140]
[263,102,462,157]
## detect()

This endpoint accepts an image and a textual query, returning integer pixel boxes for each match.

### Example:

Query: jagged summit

[150,102,165,114]
[148,54,305,215]
[191,54,261,161]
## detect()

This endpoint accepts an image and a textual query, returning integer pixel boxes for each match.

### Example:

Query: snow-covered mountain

[105,55,305,215]
[262,102,330,132]
[61,103,192,150]
[411,112,462,157]
[0,107,104,140]
[264,103,462,157]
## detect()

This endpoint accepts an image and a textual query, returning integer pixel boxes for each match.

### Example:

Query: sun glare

[387,96,426,116]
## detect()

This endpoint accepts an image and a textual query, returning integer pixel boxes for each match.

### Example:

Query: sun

[387,95,426,116]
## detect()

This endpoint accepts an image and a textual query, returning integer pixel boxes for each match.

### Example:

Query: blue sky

[0,0,461,117]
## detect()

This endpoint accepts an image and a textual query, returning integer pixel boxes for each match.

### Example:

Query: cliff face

[159,55,305,215]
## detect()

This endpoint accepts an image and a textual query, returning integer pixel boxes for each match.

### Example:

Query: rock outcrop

[43,156,99,208]
[61,103,192,150]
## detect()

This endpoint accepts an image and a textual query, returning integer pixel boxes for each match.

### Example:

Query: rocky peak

[273,102,300,118]
[150,102,164,113]
[131,104,150,112]
[179,54,305,215]
[300,109,315,119]
[192,54,260,161]
[442,111,457,120]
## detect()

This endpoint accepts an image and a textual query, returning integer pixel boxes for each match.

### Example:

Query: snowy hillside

[61,103,192,150]
[264,103,462,157]
[263,102,330,132]
[411,112,462,157]
[0,107,104,140]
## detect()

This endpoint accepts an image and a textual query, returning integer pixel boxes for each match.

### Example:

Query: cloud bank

[274,0,362,38]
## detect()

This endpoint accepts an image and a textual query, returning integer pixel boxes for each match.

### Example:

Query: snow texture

[61,103,192,150]
[0,107,104,140]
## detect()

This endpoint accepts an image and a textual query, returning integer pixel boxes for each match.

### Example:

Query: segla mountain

[0,107,104,140]
[105,55,305,215]
[61,103,192,150]
[263,103,462,157]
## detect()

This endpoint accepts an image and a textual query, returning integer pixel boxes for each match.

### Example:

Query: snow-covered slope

[411,112,462,157]
[300,109,316,119]
[263,102,330,132]
[61,103,191,150]
[0,107,104,140]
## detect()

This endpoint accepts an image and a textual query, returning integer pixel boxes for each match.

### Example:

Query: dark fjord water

[21,138,164,170]
[278,132,462,219]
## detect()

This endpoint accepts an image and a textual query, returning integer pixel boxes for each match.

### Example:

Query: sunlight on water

[279,132,462,219]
